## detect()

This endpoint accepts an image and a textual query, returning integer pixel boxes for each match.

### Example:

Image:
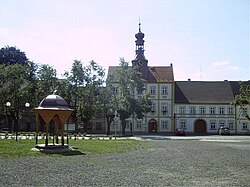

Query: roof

[36,94,72,110]
[108,65,174,82]
[175,81,235,104]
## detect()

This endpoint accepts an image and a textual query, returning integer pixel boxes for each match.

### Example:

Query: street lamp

[6,102,11,107]
[5,102,11,131]
[25,103,31,131]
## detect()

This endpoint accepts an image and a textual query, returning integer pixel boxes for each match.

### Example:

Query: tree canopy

[0,46,28,66]
[107,58,151,135]
[233,81,250,121]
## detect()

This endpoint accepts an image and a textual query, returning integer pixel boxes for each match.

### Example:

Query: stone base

[33,144,73,153]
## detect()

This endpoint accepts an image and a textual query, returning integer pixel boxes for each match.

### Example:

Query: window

[161,120,168,129]
[228,121,234,130]
[228,107,233,114]
[219,107,225,114]
[161,103,168,116]
[150,85,156,95]
[210,121,216,130]
[113,87,119,95]
[151,102,156,115]
[137,87,143,95]
[136,120,143,129]
[125,120,132,129]
[219,120,225,127]
[161,86,168,95]
[180,120,186,129]
[112,121,118,130]
[210,107,216,114]
[242,122,248,130]
[95,122,102,131]
[190,106,196,114]
[200,107,205,114]
[179,106,186,114]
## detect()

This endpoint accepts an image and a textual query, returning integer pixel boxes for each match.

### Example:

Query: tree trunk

[121,119,126,135]
[106,116,111,135]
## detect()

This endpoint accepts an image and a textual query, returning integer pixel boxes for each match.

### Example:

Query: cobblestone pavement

[0,136,249,186]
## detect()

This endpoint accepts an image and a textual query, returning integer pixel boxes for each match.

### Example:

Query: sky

[0,0,249,81]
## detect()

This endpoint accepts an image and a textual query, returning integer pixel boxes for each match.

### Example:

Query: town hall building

[106,24,249,135]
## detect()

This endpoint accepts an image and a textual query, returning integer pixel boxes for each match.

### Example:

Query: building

[107,23,250,135]
[175,81,249,134]
[108,23,175,134]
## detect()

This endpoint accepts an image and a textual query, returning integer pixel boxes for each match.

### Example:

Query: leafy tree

[0,46,35,132]
[64,60,86,129]
[108,58,151,135]
[233,81,250,121]
[0,46,28,65]
[64,60,105,132]
[77,60,105,132]
[0,64,28,131]
[37,64,58,101]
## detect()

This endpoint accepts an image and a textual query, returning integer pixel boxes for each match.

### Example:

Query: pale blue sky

[0,0,249,80]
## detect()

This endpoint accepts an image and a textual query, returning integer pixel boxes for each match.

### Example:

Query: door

[194,119,207,133]
[148,119,157,133]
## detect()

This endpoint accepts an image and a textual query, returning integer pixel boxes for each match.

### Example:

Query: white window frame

[242,122,248,130]
[136,120,143,129]
[161,103,168,116]
[219,107,225,115]
[125,120,132,129]
[228,107,234,115]
[210,107,216,114]
[113,87,119,95]
[219,120,225,127]
[112,120,118,130]
[190,106,196,114]
[210,120,216,130]
[150,85,156,95]
[161,120,168,129]
[200,106,205,114]
[180,120,187,130]
[228,121,234,130]
[179,106,186,114]
[151,102,156,115]
[161,85,168,95]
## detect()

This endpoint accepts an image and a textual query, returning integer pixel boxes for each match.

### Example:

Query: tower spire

[139,18,141,32]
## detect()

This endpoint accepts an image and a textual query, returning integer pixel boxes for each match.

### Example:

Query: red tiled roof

[108,66,174,82]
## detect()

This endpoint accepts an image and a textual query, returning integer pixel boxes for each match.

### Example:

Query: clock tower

[132,22,148,80]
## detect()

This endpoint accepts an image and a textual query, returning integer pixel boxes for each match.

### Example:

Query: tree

[233,81,250,121]
[0,46,28,66]
[0,46,33,132]
[65,60,105,133]
[37,64,58,101]
[64,60,86,130]
[107,58,151,135]
[77,60,105,132]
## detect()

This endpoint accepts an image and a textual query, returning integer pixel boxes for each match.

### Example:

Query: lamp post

[25,103,31,131]
[6,102,11,132]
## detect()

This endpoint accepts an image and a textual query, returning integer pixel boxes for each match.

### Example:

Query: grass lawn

[0,138,147,157]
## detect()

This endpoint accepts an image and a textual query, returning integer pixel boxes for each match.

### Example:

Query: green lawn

[0,138,147,157]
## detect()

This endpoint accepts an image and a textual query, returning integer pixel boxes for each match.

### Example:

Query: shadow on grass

[37,146,87,156]
[42,150,87,156]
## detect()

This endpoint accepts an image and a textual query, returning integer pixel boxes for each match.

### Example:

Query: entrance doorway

[148,119,157,133]
[194,119,207,133]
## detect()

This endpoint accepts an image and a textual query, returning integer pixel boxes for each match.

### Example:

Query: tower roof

[134,22,146,61]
